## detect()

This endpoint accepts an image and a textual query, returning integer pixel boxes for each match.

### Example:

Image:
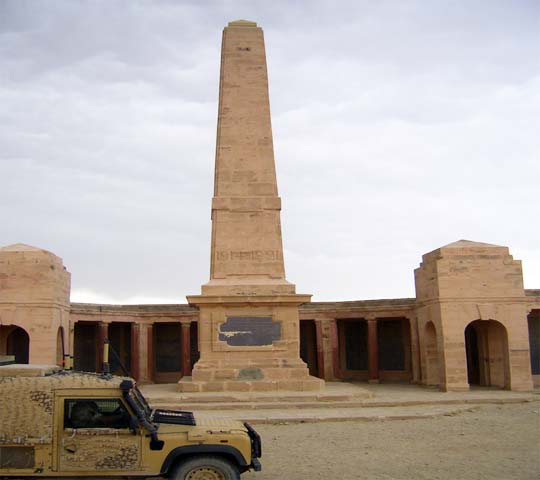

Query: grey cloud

[1,0,539,302]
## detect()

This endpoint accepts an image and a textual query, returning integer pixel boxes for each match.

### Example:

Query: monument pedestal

[178,291,323,392]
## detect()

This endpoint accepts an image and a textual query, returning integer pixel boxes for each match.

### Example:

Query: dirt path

[244,402,540,480]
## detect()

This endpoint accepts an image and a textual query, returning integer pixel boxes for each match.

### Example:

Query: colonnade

[301,313,419,384]
[69,308,539,389]
[73,319,197,383]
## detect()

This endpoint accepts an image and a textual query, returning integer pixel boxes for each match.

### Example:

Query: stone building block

[193,369,214,382]
[201,381,226,392]
[223,381,252,392]
[177,381,202,393]
[262,368,291,380]
[249,381,278,392]
[289,368,310,379]
[214,369,238,380]
[276,380,304,391]
[302,379,325,391]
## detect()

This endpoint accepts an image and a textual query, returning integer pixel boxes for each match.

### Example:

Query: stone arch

[56,326,65,367]
[465,319,510,389]
[3,325,30,364]
[424,321,439,387]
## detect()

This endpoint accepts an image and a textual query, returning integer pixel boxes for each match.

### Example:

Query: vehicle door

[57,396,142,474]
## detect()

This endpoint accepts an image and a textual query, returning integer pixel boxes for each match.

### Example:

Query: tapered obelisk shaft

[205,20,291,294]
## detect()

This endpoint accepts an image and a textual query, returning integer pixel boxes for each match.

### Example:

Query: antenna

[102,338,111,376]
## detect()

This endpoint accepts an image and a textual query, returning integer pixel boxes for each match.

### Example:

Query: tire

[171,455,241,480]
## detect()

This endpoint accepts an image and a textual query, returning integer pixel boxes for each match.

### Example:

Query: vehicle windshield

[129,386,152,420]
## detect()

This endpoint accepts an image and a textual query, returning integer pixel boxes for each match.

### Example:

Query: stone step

[215,405,483,424]
[148,396,534,411]
[148,393,358,404]
[151,400,368,410]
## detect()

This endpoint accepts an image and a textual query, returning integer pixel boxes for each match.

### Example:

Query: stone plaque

[218,316,281,346]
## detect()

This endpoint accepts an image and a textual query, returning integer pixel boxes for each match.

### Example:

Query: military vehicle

[0,366,261,479]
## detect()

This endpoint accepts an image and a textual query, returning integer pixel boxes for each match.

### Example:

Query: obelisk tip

[227,19,258,27]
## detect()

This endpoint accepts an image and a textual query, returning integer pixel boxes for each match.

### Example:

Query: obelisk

[178,20,323,392]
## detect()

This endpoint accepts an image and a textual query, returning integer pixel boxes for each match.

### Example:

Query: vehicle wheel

[171,455,240,480]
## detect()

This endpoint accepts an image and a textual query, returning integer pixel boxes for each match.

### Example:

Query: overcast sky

[1,0,539,304]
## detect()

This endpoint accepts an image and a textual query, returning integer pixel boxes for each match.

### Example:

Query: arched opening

[528,311,540,386]
[56,327,65,367]
[424,321,439,386]
[6,326,30,364]
[465,320,509,389]
[465,323,480,384]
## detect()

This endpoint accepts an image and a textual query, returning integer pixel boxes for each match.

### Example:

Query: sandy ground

[243,402,540,480]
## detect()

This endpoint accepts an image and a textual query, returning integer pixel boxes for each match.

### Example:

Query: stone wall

[0,244,70,365]
[1,242,538,392]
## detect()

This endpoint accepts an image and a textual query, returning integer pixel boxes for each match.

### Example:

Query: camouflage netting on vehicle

[61,434,140,471]
[0,372,127,445]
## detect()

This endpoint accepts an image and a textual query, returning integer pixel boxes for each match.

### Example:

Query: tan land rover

[0,369,261,479]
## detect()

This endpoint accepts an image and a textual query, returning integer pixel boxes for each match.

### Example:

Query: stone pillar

[506,308,534,391]
[402,318,412,378]
[314,319,340,381]
[330,320,340,379]
[146,324,154,383]
[130,323,141,380]
[367,318,379,383]
[133,323,153,384]
[408,315,421,384]
[97,322,109,372]
[181,321,192,377]
[314,320,325,380]
[68,320,76,369]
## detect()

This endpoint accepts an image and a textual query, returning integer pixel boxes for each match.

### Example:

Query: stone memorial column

[179,20,323,392]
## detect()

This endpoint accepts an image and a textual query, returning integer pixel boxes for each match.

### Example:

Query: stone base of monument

[178,359,324,392]
[148,381,373,410]
[182,293,323,392]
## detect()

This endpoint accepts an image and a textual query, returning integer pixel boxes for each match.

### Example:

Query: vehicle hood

[154,414,246,434]
[193,414,247,431]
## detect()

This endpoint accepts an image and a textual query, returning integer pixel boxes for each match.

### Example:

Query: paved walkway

[140,382,539,424]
